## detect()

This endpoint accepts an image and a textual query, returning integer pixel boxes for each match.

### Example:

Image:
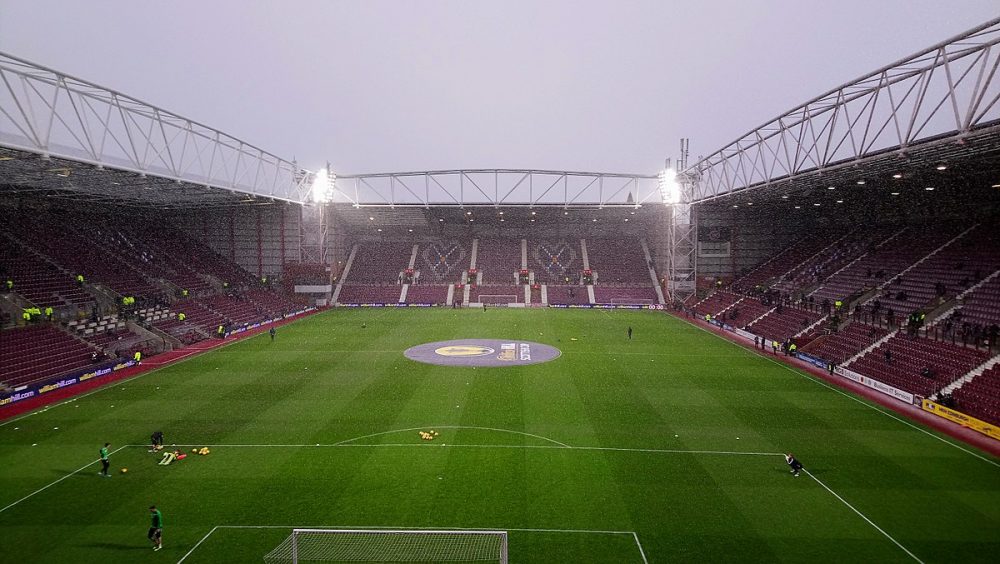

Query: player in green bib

[148,505,163,551]
[98,443,110,477]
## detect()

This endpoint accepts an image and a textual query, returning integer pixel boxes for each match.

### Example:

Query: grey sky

[1,1,997,175]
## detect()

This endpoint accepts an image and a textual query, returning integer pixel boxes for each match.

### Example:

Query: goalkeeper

[785,453,804,477]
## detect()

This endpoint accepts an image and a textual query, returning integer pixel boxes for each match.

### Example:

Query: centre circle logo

[434,345,495,357]
[405,339,561,367]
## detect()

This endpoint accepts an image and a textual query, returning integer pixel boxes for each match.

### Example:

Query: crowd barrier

[0,359,137,407]
[922,399,1000,441]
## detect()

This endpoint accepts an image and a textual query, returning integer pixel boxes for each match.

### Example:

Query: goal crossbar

[265,528,509,563]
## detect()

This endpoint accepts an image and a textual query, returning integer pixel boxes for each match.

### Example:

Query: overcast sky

[1,1,997,175]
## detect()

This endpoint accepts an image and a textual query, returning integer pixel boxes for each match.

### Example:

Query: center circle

[404,339,561,367]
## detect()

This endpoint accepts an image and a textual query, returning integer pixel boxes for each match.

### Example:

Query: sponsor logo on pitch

[435,345,495,357]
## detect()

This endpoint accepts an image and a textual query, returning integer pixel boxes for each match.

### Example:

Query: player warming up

[149,430,164,452]
[785,453,804,477]
[269,326,276,342]
[148,505,163,550]
[627,326,633,340]
[98,443,111,477]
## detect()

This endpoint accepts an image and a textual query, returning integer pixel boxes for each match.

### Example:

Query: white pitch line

[765,357,1000,469]
[213,524,638,534]
[137,442,783,457]
[0,445,128,514]
[633,531,650,564]
[178,524,645,564]
[176,525,219,564]
[331,425,572,448]
[685,320,1000,468]
[804,469,924,563]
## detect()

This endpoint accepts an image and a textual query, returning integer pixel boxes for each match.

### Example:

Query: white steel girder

[331,169,659,207]
[683,17,1000,203]
[0,52,313,204]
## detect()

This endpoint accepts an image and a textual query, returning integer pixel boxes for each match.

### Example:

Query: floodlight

[311,168,336,203]
[658,168,680,204]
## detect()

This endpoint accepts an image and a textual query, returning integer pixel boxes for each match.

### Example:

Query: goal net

[478,295,518,305]
[263,529,508,564]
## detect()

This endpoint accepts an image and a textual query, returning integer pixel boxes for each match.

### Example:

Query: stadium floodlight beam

[310,166,336,203]
[658,168,680,204]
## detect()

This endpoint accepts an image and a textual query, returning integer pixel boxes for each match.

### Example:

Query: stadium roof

[681,16,1000,205]
[329,169,660,208]
[2,17,999,211]
[0,51,312,207]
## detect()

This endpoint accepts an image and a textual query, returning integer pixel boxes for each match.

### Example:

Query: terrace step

[844,329,898,367]
[795,314,829,338]
[640,238,666,304]
[808,227,906,300]
[331,244,358,304]
[773,234,849,286]
[883,224,977,292]
[936,354,1000,399]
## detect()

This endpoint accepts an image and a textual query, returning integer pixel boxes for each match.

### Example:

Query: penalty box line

[0,445,129,514]
[136,442,785,457]
[177,524,648,564]
[164,444,917,563]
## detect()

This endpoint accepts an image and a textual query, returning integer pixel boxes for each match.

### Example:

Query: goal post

[264,529,508,563]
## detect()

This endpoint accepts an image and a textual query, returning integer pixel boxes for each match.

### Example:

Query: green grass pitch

[1,308,998,563]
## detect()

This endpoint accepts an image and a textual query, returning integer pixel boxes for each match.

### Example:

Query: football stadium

[2,5,1000,564]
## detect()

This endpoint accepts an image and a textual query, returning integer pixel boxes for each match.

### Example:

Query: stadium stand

[417,241,467,283]
[531,239,580,283]
[469,285,521,304]
[865,224,1000,316]
[593,286,657,304]
[694,291,741,316]
[809,225,961,303]
[345,242,413,284]
[723,298,772,328]
[586,238,650,286]
[546,284,589,305]
[475,239,520,284]
[800,322,889,365]
[0,233,94,312]
[955,276,1000,328]
[245,290,301,317]
[846,334,991,397]
[771,226,897,296]
[405,284,449,304]
[0,325,99,388]
[952,365,1000,425]
[747,306,825,344]
[733,234,834,292]
[337,285,403,304]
